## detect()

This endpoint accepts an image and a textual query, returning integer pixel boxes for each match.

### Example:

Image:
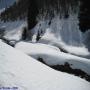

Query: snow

[0,40,90,90]
[15,41,90,75]
[0,8,5,14]
[38,28,90,58]
[83,30,90,52]
[0,20,27,41]
[39,36,90,58]
[32,15,83,46]
[0,1,90,89]
[31,14,90,58]
[62,45,90,57]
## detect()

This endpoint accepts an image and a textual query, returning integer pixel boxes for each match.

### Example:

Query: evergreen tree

[0,0,29,21]
[79,0,90,32]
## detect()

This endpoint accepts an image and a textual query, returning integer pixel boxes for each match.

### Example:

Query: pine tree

[79,0,90,32]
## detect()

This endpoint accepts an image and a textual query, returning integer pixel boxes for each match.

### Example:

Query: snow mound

[0,40,90,90]
[15,41,90,75]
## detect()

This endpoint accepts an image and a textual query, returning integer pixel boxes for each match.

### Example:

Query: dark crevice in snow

[0,37,20,47]
[45,44,90,59]
[38,57,90,82]
[38,57,47,65]
[21,27,28,40]
[36,30,42,41]
[58,47,68,53]
[51,63,90,82]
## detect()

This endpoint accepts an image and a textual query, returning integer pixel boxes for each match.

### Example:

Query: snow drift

[15,41,90,76]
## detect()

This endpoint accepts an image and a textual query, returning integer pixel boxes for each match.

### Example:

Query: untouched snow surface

[15,41,90,75]
[0,40,90,90]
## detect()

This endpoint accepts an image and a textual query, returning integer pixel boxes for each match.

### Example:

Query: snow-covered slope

[0,40,90,90]
[32,15,83,45]
[38,32,90,58]
[0,20,27,41]
[30,13,90,59]
[15,41,90,75]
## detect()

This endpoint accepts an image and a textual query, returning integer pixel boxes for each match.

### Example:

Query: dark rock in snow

[37,57,90,82]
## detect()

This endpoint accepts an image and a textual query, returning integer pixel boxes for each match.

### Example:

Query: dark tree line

[28,0,79,30]
[28,0,90,32]
[28,0,39,30]
[0,0,90,33]
[0,0,29,22]
[79,0,90,32]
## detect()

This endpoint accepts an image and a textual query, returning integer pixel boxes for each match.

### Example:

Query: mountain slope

[0,40,90,90]
[15,41,90,80]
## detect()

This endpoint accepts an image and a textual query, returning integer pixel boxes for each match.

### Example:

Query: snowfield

[0,40,90,90]
[0,2,90,89]
[15,41,90,75]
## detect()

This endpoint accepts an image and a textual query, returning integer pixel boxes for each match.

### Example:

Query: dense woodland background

[0,0,90,32]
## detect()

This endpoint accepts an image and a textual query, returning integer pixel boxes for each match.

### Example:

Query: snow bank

[0,40,90,90]
[15,41,90,75]
[38,32,90,58]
